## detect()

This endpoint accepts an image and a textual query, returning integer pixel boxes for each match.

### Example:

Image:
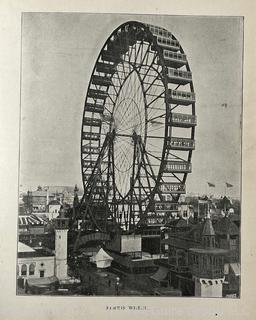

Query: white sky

[20,13,243,198]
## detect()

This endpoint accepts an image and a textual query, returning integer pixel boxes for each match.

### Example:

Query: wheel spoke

[79,21,195,233]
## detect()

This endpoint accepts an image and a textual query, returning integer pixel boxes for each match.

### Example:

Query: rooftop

[162,235,201,250]
[18,248,55,258]
[18,241,54,258]
[18,214,48,226]
[167,217,191,228]
[48,199,61,206]
[18,241,35,253]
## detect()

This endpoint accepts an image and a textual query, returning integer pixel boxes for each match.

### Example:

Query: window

[40,270,45,278]
[21,264,27,276]
[29,264,35,276]
[194,255,199,265]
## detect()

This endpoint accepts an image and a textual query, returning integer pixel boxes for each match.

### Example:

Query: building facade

[17,242,55,288]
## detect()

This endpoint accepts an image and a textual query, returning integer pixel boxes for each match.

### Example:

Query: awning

[27,276,59,288]
[90,248,114,269]
[150,266,169,282]
[230,263,240,276]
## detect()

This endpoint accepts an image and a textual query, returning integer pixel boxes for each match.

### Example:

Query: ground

[17,259,181,296]
[76,260,156,296]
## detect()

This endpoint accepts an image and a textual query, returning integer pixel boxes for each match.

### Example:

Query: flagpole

[197,196,199,221]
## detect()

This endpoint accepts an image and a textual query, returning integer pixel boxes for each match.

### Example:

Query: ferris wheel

[79,21,196,234]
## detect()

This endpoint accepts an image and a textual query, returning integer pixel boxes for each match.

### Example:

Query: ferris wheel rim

[79,20,196,233]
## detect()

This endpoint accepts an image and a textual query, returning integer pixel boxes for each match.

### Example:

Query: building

[17,242,55,290]
[48,199,62,220]
[22,185,83,213]
[178,203,194,220]
[160,214,228,297]
[189,215,227,297]
[23,187,58,213]
[18,214,48,237]
[214,215,240,296]
[17,205,71,293]
[18,212,51,248]
[53,207,69,280]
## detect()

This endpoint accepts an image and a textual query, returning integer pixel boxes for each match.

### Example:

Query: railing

[101,50,122,63]
[147,212,165,217]
[91,75,112,86]
[166,137,195,150]
[156,36,180,51]
[169,112,197,126]
[93,186,105,194]
[96,62,116,74]
[147,218,165,225]
[85,103,104,113]
[82,132,100,140]
[167,68,192,80]
[141,229,161,236]
[160,183,186,194]
[163,50,187,63]
[127,251,142,259]
[191,268,224,279]
[147,24,172,38]
[88,89,108,100]
[82,146,100,154]
[82,160,97,167]
[83,117,102,127]
[167,264,190,273]
[155,202,179,211]
[163,160,191,173]
[78,232,110,246]
[168,89,195,103]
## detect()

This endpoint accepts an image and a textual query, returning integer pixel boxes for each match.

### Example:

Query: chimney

[46,187,49,205]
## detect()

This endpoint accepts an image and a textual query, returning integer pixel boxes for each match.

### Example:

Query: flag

[226,182,233,188]
[207,182,215,187]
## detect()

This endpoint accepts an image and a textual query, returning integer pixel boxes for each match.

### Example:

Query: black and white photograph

[17,12,243,298]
